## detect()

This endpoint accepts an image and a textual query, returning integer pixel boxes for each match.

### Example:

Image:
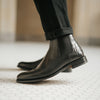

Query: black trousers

[34,0,73,40]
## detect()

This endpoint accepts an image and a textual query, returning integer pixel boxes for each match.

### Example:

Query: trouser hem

[45,27,73,40]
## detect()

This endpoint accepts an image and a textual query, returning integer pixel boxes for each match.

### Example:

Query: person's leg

[34,0,73,40]
[17,0,87,83]
[17,0,72,72]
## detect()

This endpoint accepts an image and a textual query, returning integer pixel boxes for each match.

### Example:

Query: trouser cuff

[45,27,73,40]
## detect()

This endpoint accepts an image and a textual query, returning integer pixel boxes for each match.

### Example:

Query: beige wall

[0,0,1,34]
[16,0,44,41]
[73,0,100,45]
[0,0,100,45]
[0,0,17,41]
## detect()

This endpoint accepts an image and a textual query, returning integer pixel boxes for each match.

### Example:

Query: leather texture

[17,58,72,72]
[17,59,42,70]
[17,35,87,83]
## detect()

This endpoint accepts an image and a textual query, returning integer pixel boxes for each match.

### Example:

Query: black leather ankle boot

[17,35,87,83]
[17,59,42,70]
[17,58,72,72]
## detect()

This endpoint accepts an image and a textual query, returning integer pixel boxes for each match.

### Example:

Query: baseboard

[0,32,15,42]
[76,37,100,46]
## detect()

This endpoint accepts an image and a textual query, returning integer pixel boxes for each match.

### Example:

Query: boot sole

[17,56,87,83]
[64,56,87,71]
[18,62,72,72]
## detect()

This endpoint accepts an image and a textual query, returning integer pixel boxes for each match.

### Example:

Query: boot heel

[63,66,72,72]
[71,56,87,68]
[62,56,87,72]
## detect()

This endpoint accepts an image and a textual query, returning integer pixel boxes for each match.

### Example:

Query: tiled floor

[0,42,100,100]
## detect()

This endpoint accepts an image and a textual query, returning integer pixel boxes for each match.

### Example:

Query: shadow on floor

[31,79,71,86]
[0,78,16,83]
[0,78,70,85]
[0,67,71,85]
[0,67,21,71]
